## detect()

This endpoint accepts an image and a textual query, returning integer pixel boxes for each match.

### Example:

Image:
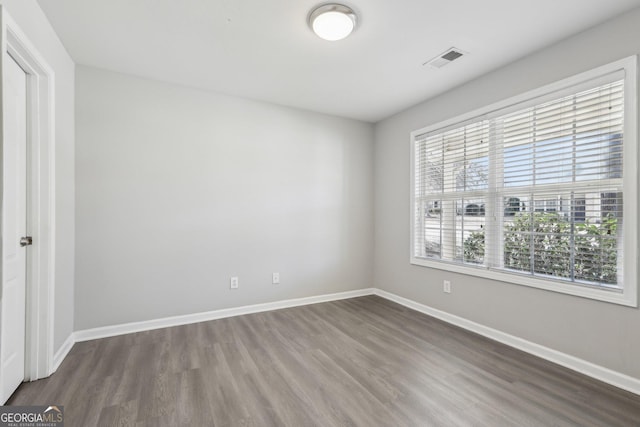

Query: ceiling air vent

[424,47,465,68]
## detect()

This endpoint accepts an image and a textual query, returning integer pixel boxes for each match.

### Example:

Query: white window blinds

[413,75,626,290]
[414,120,489,264]
[498,80,623,286]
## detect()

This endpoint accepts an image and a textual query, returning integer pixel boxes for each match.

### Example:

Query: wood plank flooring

[8,295,640,426]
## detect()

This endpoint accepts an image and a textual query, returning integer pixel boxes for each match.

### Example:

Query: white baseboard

[54,286,640,397]
[52,333,75,373]
[74,288,375,342]
[372,288,640,396]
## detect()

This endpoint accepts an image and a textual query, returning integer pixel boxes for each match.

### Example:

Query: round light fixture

[309,4,357,41]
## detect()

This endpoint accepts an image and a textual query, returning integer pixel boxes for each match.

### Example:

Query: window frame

[409,56,638,307]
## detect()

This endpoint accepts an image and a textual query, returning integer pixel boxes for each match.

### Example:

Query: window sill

[410,256,637,307]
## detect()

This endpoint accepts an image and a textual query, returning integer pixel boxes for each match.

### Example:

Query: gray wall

[0,0,75,353]
[374,8,640,379]
[75,66,373,330]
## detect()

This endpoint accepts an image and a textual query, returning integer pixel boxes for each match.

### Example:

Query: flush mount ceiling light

[309,4,357,41]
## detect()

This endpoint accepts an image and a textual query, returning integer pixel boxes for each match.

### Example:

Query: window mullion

[570,95,577,281]
[485,119,503,269]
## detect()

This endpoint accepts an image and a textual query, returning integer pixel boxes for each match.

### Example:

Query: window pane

[440,200,457,261]
[575,133,623,181]
[504,231,532,273]
[460,198,486,264]
[574,191,621,285]
[501,191,621,286]
[531,210,572,280]
[416,121,489,193]
[422,200,442,259]
[502,81,623,189]
[423,145,443,193]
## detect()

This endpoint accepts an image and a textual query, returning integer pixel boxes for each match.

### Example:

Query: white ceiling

[38,0,640,122]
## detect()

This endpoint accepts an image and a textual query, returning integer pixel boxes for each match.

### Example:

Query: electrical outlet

[230,276,239,289]
[272,272,280,284]
[443,280,451,294]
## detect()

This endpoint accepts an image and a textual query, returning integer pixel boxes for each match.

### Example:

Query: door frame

[0,6,56,386]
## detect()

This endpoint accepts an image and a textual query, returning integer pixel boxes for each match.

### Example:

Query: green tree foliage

[463,230,485,264]
[463,213,618,284]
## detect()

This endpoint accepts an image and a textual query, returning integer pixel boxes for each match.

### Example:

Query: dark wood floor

[8,295,640,426]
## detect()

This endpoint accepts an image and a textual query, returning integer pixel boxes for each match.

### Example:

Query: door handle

[20,236,33,247]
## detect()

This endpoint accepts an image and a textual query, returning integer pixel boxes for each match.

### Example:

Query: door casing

[0,6,56,401]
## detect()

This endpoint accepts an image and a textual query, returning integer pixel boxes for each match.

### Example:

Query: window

[410,57,637,306]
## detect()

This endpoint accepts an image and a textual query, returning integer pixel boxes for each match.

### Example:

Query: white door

[1,52,28,403]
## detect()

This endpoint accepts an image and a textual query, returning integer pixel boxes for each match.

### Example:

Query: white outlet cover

[443,280,451,293]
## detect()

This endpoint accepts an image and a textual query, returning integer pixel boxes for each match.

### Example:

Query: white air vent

[424,47,466,68]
